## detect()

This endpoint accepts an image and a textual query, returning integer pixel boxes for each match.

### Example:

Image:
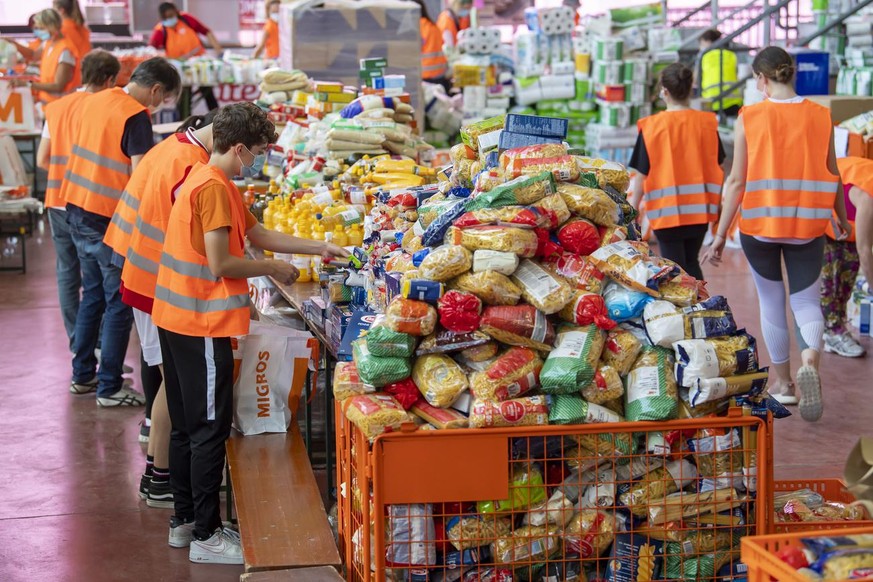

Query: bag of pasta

[418,244,472,281]
[448,225,539,257]
[480,305,556,351]
[385,252,414,273]
[625,346,678,421]
[500,143,568,166]
[401,229,425,253]
[644,296,738,348]
[563,509,617,559]
[510,259,573,314]
[557,184,620,226]
[469,395,550,428]
[492,525,560,565]
[385,297,437,337]
[422,200,467,247]
[446,516,513,551]
[575,156,631,192]
[557,219,601,258]
[449,271,522,306]
[601,328,643,375]
[674,332,759,388]
[582,364,624,404]
[333,361,372,401]
[531,193,571,229]
[343,394,411,441]
[478,464,547,514]
[540,324,604,394]
[412,354,469,408]
[366,317,417,357]
[352,340,412,388]
[453,206,548,230]
[599,224,628,246]
[464,172,556,211]
[689,429,745,491]
[505,154,581,183]
[559,290,616,329]
[415,330,491,356]
[659,272,701,307]
[571,431,636,457]
[548,394,624,425]
[543,253,605,294]
[619,459,699,517]
[470,347,543,402]
[603,280,653,323]
[589,242,668,297]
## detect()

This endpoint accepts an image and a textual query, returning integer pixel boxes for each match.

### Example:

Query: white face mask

[269,13,279,22]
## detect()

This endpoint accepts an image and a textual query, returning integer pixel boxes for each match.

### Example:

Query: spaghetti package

[643,296,738,348]
[543,253,605,294]
[511,259,574,314]
[531,193,571,229]
[689,371,769,407]
[674,333,759,388]
[352,340,412,388]
[343,394,410,441]
[437,290,482,333]
[385,297,437,337]
[418,244,473,281]
[448,225,539,257]
[540,324,605,394]
[480,305,556,351]
[582,364,625,404]
[410,400,469,430]
[556,218,601,256]
[558,290,616,329]
[453,206,548,230]
[624,346,678,421]
[470,347,543,401]
[469,395,550,428]
[333,361,371,401]
[557,184,620,226]
[366,318,417,357]
[547,394,624,425]
[601,328,643,375]
[412,354,469,408]
[589,242,670,297]
[464,172,556,210]
[619,459,699,517]
[450,271,522,306]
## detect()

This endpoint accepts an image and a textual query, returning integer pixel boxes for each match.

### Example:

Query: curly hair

[212,103,277,154]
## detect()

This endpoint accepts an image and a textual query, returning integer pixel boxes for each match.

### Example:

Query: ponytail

[175,108,220,132]
[54,0,86,27]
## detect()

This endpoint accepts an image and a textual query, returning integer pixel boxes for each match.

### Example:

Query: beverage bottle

[243,184,255,209]
[348,224,364,247]
[332,225,348,247]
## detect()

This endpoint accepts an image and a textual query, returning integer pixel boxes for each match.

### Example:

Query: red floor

[0,223,870,581]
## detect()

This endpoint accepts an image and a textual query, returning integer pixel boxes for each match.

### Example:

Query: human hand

[268,260,299,285]
[8,78,28,88]
[700,234,727,267]
[836,219,852,242]
[322,242,350,260]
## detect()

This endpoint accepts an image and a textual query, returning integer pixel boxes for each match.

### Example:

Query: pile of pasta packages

[772,533,873,581]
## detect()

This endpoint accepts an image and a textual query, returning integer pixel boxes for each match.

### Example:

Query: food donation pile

[318,113,802,582]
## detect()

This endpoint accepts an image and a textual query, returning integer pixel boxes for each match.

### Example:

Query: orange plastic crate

[742,525,873,582]
[773,478,873,533]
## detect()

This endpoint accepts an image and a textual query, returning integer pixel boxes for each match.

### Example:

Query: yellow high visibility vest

[701,49,743,110]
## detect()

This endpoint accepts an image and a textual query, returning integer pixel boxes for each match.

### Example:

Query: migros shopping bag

[232,321,316,435]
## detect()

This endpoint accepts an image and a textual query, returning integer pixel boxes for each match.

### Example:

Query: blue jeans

[47,208,80,350]
[68,214,133,397]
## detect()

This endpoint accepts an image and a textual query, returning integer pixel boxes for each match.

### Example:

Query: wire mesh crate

[337,406,771,582]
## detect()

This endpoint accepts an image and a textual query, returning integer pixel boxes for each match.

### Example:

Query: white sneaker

[824,332,866,358]
[70,376,98,395]
[797,366,823,422]
[168,517,195,548]
[97,385,146,407]
[189,528,244,565]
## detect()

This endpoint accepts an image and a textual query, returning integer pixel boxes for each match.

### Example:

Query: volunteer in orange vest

[252,0,280,60]
[63,57,181,407]
[1,14,45,65]
[629,62,725,280]
[412,0,450,90]
[111,111,218,509]
[151,103,347,563]
[436,0,472,53]
[36,50,120,351]
[818,156,873,358]
[149,2,222,111]
[12,9,78,103]
[703,47,850,423]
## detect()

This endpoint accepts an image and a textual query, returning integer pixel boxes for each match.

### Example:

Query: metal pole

[711,0,719,24]
[762,0,772,46]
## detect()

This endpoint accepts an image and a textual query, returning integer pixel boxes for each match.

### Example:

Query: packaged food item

[460,115,505,151]
[400,279,444,303]
[647,489,744,526]
[601,328,642,375]
[333,361,371,401]
[531,193,571,229]
[543,253,605,294]
[422,200,467,247]
[418,195,451,228]
[386,504,437,566]
[644,296,738,348]
[385,297,438,336]
[366,319,417,357]
[343,394,410,440]
[448,225,539,257]
[454,206,548,230]
[557,183,620,226]
[410,400,469,430]
[412,354,469,408]
[492,525,560,565]
[385,252,414,273]
[480,305,556,351]
[450,271,522,306]
[589,242,669,297]
[599,224,628,246]
[604,533,665,582]
[619,459,699,517]
[540,324,604,394]
[689,429,745,491]
[469,395,550,428]
[582,364,624,404]
[674,333,759,388]
[547,394,624,424]
[659,272,701,307]
[556,218,601,256]
[576,156,631,192]
[510,259,573,314]
[571,431,635,458]
[558,290,616,329]
[603,280,653,322]
[446,516,513,551]
[464,172,556,211]
[470,347,543,402]
[499,143,568,167]
[478,465,547,513]
[418,245,473,281]
[401,230,425,253]
[435,291,481,334]
[625,346,678,421]
[383,378,420,410]
[352,340,412,388]
[563,509,617,559]
[415,330,490,356]
[505,155,581,183]
[471,250,519,276]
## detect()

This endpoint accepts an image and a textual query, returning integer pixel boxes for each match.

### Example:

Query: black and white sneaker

[97,386,146,407]
[70,376,98,395]
[139,474,150,499]
[146,480,175,509]
[139,419,150,443]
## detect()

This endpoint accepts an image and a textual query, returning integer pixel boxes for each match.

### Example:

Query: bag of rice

[556,218,601,256]
[557,183,620,226]
[446,516,513,551]
[601,328,643,375]
[469,395,550,428]
[449,271,522,306]
[464,172,556,211]
[366,317,417,357]
[470,347,543,401]
[352,340,412,388]
[563,509,617,559]
[343,394,411,441]
[333,361,372,401]
[689,370,769,407]
[674,332,759,388]
[531,193,571,229]
[412,354,469,408]
[589,242,671,297]
[543,253,605,294]
[547,394,625,424]
[618,459,698,517]
[558,290,616,329]
[415,330,490,355]
[603,280,653,323]
[480,305,556,351]
[448,225,539,257]
[644,296,737,348]
[471,249,519,276]
[385,297,437,337]
[540,324,604,394]
[582,364,624,404]
[510,259,573,314]
[418,244,472,281]
[624,346,678,421]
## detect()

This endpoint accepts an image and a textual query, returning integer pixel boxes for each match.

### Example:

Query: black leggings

[653,224,708,280]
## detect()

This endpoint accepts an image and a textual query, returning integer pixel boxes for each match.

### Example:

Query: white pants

[133,308,162,367]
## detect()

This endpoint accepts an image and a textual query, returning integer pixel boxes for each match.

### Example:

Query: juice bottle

[348,224,364,247]
[332,225,348,248]
[311,224,325,281]
[243,184,255,209]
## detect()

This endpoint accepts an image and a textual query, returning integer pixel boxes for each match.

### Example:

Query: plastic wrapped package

[511,259,573,314]
[801,535,873,580]
[464,172,556,211]
[451,142,475,163]
[459,342,499,364]
[410,400,469,429]
[446,516,513,551]
[478,465,547,516]
[499,143,568,167]
[437,290,482,333]
[599,224,628,246]
[470,347,543,401]
[548,394,624,424]
[418,245,473,281]
[601,328,643,375]
[385,252,415,273]
[453,206,549,230]
[415,330,490,355]
[383,378,420,410]
[401,229,425,253]
[448,225,539,257]
[460,115,505,151]
[400,279,444,303]
[540,324,605,394]
[469,395,550,428]
[557,184,620,226]
[492,525,560,565]
[385,297,437,336]
[450,271,522,306]
[659,272,701,307]
[624,346,678,421]
[543,253,605,294]
[689,429,745,491]
[480,305,556,351]
[422,200,467,247]
[571,431,636,457]
[475,169,507,192]
[689,371,769,407]
[558,290,616,329]
[343,394,410,440]
[619,459,699,517]
[333,361,372,401]
[412,354,469,408]
[556,218,601,256]
[471,250,519,276]
[643,296,738,348]
[531,193,571,229]
[589,242,668,297]
[417,196,451,228]
[576,156,631,192]
[603,280,653,322]
[352,340,412,388]
[366,318,417,357]
[582,365,624,404]
[674,333,759,388]
[386,504,437,566]
[505,154,581,183]
[562,510,617,560]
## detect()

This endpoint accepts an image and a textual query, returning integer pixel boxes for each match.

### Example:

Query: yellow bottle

[348,224,364,247]
[332,225,348,248]
[268,179,279,195]
[263,199,276,230]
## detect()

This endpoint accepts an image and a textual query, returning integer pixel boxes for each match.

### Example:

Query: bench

[226,426,341,573]
[239,566,344,582]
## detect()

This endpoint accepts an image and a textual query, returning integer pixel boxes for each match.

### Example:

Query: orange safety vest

[61,17,90,87]
[154,14,205,59]
[62,87,148,218]
[263,19,279,59]
[39,36,78,103]
[739,99,839,239]
[421,17,448,80]
[43,90,91,209]
[638,109,723,230]
[119,133,210,302]
[436,10,469,47]
[829,156,873,242]
[152,162,251,337]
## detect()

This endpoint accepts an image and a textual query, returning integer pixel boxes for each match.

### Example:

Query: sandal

[770,382,798,406]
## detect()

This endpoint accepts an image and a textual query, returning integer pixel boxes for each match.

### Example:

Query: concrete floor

[0,220,870,581]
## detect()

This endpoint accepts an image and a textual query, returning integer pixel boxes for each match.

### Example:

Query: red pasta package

[470,347,544,401]
[384,378,421,410]
[558,291,616,330]
[453,206,547,230]
[438,290,483,333]
[480,305,556,351]
[556,218,601,256]
[599,225,628,246]
[543,253,606,294]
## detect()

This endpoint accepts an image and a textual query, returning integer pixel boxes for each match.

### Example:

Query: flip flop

[797,366,823,422]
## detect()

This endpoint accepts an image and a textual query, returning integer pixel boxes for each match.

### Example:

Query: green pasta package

[464,172,556,211]
[365,317,416,358]
[352,339,412,388]
[540,324,605,394]
[624,346,678,421]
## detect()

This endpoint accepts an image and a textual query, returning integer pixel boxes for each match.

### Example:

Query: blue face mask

[161,16,178,28]
[251,153,266,170]
[457,8,471,17]
[33,29,51,41]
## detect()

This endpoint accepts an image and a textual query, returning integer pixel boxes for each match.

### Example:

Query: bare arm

[629,172,645,210]
[2,38,39,61]
[702,116,748,265]
[851,187,873,283]
[32,62,73,94]
[252,31,268,59]
[246,223,348,258]
[36,136,50,171]
[204,227,298,282]
[130,154,145,174]
[206,31,222,54]
[827,130,850,239]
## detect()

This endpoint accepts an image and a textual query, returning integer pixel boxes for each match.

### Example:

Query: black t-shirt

[629,131,726,176]
[122,111,155,158]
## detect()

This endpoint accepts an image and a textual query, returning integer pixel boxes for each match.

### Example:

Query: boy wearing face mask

[63,57,181,407]
[152,103,347,564]
[253,0,280,60]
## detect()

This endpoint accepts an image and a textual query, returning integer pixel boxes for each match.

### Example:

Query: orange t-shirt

[192,181,257,255]
[263,20,279,59]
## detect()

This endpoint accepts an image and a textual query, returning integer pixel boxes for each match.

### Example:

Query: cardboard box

[805,95,873,123]
[337,308,376,360]
[498,130,563,151]
[505,113,569,138]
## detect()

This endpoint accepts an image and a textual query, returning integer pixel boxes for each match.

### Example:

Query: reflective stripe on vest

[746,179,838,193]
[110,212,133,235]
[159,251,219,282]
[72,145,132,175]
[647,183,722,200]
[155,284,250,313]
[126,247,159,275]
[50,155,68,165]
[742,206,833,220]
[648,203,720,220]
[64,169,124,201]
[135,214,166,245]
